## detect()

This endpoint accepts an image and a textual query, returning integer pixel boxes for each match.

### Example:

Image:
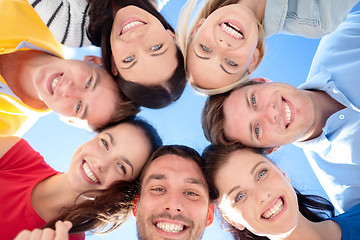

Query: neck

[0,50,57,109]
[238,0,266,23]
[300,90,345,141]
[269,214,340,240]
[31,173,86,222]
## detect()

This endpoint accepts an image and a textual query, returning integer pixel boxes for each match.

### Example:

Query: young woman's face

[110,6,178,86]
[215,149,299,237]
[33,60,118,129]
[67,122,152,193]
[187,4,260,90]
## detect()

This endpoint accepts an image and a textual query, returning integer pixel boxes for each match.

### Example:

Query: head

[88,0,186,108]
[133,145,215,240]
[178,0,265,95]
[66,117,162,194]
[33,56,139,129]
[202,78,317,149]
[203,145,301,238]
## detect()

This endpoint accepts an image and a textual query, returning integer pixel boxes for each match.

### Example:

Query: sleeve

[27,0,91,47]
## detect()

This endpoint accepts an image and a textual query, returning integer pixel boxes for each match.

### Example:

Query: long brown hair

[87,0,186,109]
[201,145,335,240]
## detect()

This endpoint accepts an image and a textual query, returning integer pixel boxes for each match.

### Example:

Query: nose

[62,81,81,97]
[164,192,184,213]
[218,37,231,48]
[256,188,271,205]
[93,158,110,173]
[261,103,277,124]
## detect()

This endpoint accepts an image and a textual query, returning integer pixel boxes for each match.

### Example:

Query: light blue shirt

[264,0,359,38]
[294,12,360,214]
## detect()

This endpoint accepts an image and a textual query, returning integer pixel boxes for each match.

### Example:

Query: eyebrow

[145,174,167,185]
[194,50,210,60]
[226,161,266,197]
[80,73,99,120]
[185,177,206,187]
[150,47,168,57]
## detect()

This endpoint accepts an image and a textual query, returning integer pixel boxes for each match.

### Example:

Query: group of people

[1,0,360,239]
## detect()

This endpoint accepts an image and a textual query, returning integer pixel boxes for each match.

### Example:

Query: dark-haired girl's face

[67,122,152,193]
[110,5,178,86]
[215,149,299,237]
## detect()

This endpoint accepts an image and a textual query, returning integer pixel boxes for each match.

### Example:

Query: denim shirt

[294,12,360,214]
[264,0,359,38]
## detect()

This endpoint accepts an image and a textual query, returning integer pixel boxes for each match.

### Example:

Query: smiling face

[110,6,178,86]
[215,149,299,237]
[187,4,260,90]
[223,81,316,148]
[32,60,118,128]
[66,122,152,194]
[136,154,211,240]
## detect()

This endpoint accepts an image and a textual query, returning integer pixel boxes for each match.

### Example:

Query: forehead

[142,154,206,184]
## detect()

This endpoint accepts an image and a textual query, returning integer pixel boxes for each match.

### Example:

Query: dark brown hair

[43,117,162,233]
[201,145,335,240]
[87,0,186,109]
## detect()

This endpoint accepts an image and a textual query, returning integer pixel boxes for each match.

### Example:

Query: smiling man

[133,145,214,240]
[0,0,139,137]
[202,11,360,214]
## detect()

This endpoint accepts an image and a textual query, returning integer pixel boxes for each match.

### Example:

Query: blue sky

[23,1,360,239]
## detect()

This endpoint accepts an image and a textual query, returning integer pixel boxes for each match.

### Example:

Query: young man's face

[33,60,118,129]
[223,81,316,148]
[135,154,213,240]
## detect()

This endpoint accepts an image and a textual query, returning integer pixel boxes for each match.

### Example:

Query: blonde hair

[178,0,265,95]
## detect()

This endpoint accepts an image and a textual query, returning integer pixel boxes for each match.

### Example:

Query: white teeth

[262,198,284,219]
[156,222,184,233]
[121,21,145,34]
[51,75,61,93]
[82,162,100,184]
[284,101,291,126]
[220,23,243,39]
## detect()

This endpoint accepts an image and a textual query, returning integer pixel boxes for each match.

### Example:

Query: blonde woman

[178,0,358,95]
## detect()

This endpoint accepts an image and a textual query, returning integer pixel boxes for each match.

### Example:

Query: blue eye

[86,77,92,89]
[201,44,212,53]
[185,191,198,196]
[257,170,267,180]
[152,44,163,51]
[76,101,82,114]
[226,59,238,67]
[123,56,134,63]
[251,95,257,108]
[153,187,165,192]
[235,192,246,203]
[254,124,260,138]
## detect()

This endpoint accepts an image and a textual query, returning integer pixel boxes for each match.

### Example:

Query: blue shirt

[294,12,360,214]
[264,0,359,38]
[330,203,360,240]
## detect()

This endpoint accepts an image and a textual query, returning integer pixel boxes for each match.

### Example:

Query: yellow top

[0,0,63,137]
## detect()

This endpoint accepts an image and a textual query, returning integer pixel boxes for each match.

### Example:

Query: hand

[14,221,72,240]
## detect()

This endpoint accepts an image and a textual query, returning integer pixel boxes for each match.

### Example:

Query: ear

[166,29,178,42]
[84,55,103,65]
[132,195,139,218]
[264,146,280,154]
[190,18,206,39]
[252,77,272,83]
[223,214,245,231]
[248,48,260,73]
[206,203,215,227]
[110,56,119,76]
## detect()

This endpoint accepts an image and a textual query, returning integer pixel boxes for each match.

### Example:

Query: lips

[82,160,100,184]
[282,98,294,128]
[261,197,284,220]
[219,20,244,39]
[120,17,147,35]
[155,222,186,233]
[47,73,63,95]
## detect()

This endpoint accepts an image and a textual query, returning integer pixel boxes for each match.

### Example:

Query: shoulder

[0,136,22,158]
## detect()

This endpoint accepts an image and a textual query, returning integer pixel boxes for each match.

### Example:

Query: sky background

[23,1,360,239]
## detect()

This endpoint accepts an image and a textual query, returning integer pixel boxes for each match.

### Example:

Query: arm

[27,0,91,47]
[0,136,21,159]
[14,221,72,240]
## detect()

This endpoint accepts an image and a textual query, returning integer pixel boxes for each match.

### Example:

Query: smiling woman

[0,117,162,239]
